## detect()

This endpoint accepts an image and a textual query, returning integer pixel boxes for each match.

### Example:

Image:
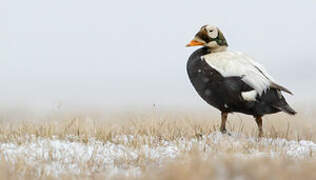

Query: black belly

[186,47,281,116]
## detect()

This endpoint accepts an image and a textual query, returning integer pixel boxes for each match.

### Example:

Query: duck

[186,25,296,137]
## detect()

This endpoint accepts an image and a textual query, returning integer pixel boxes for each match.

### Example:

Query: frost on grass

[1,132,316,178]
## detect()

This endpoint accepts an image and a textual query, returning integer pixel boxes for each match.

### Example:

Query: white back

[202,51,274,95]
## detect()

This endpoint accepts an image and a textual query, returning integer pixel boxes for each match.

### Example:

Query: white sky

[1,0,316,111]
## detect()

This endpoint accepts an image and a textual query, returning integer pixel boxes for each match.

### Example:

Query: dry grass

[0,107,316,179]
[0,108,314,142]
[2,154,316,180]
[137,154,316,180]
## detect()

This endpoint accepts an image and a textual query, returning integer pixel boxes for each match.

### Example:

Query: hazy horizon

[2,0,316,111]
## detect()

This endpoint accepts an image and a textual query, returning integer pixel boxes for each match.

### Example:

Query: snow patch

[1,132,316,177]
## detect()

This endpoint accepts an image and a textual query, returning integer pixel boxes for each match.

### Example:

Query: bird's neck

[209,46,228,53]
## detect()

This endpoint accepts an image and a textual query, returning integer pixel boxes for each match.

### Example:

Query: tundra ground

[0,107,315,179]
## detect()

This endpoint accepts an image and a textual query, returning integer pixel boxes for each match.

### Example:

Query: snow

[1,132,316,177]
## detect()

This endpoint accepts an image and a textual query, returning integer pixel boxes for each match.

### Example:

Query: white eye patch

[205,25,218,39]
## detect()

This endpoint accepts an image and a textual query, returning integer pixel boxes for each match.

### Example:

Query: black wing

[222,77,296,115]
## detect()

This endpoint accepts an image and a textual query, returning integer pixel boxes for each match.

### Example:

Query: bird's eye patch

[209,30,214,32]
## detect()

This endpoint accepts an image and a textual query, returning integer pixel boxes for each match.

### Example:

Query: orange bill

[186,40,204,47]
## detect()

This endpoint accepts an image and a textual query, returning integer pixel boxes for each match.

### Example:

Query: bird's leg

[220,112,228,134]
[255,116,263,137]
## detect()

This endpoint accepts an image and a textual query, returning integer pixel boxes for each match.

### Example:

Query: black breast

[186,47,230,111]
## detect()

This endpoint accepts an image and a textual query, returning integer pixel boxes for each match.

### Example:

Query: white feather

[241,90,257,101]
[202,51,274,96]
[205,25,218,38]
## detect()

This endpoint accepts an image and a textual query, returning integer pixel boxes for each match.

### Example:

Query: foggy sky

[1,0,316,110]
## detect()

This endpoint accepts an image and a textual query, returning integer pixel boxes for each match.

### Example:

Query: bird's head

[186,25,228,52]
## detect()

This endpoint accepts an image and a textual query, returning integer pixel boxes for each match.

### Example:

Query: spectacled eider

[186,25,296,137]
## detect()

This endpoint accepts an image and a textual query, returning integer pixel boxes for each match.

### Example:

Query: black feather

[187,47,296,116]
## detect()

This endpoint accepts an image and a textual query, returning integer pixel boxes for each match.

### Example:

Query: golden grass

[0,107,315,179]
[1,149,316,180]
[0,108,314,142]
[137,154,316,180]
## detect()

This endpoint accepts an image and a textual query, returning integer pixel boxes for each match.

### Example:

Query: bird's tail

[273,104,297,115]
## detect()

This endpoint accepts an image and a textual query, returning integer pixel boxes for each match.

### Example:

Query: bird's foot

[220,129,232,136]
[220,128,226,134]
